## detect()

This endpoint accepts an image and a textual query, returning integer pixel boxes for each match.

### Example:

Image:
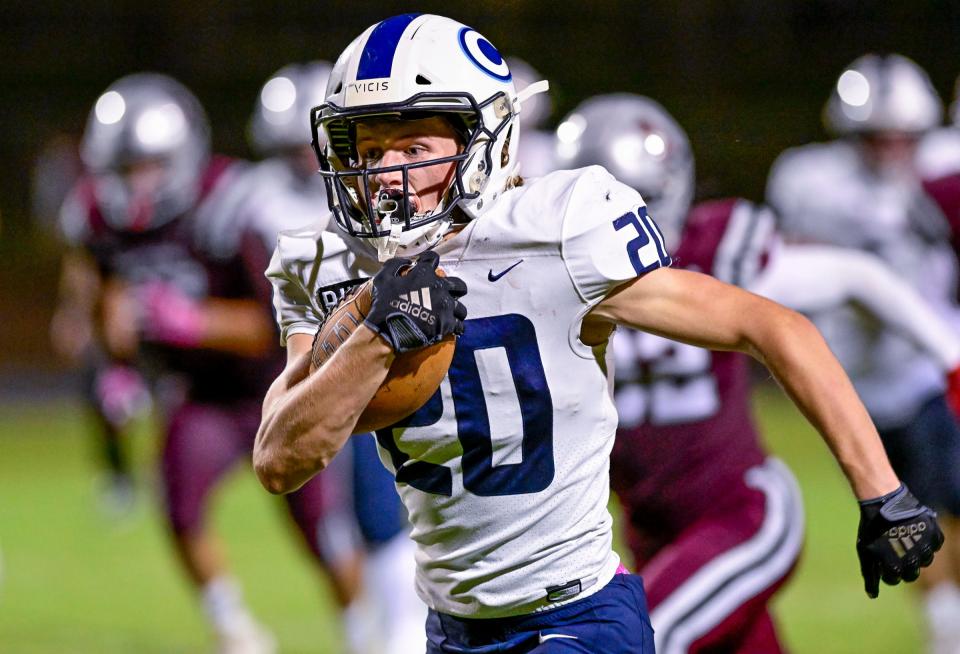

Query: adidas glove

[857,484,943,598]
[365,250,468,353]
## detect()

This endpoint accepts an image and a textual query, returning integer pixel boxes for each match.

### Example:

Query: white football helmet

[555,94,693,249]
[249,61,333,155]
[824,53,942,135]
[81,73,210,231]
[313,13,548,261]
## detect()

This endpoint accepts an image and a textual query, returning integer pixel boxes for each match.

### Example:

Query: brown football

[309,276,455,433]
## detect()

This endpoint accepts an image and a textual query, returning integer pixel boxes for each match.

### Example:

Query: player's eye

[358,148,382,167]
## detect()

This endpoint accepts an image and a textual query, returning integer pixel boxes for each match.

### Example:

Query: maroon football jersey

[61,157,283,402]
[610,199,776,550]
[923,172,960,285]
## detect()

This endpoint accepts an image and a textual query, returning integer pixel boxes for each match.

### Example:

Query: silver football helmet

[81,73,210,231]
[249,61,333,156]
[313,13,548,261]
[824,53,942,135]
[555,93,693,249]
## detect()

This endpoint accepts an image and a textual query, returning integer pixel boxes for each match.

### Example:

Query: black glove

[857,484,943,598]
[365,250,468,353]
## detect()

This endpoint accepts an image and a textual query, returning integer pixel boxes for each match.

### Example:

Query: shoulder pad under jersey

[558,165,672,302]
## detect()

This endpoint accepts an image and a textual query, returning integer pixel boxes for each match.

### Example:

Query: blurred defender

[768,54,960,654]
[255,14,941,654]
[560,93,960,653]
[58,73,343,654]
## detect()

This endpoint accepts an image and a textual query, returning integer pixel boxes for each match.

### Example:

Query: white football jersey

[267,166,671,618]
[767,141,958,427]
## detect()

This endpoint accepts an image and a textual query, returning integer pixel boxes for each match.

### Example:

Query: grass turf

[0,387,924,652]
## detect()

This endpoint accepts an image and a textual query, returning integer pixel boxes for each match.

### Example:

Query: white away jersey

[267,166,671,618]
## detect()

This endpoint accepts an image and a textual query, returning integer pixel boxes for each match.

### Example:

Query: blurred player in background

[559,93,960,653]
[44,130,149,517]
[56,72,363,654]
[255,14,942,654]
[244,61,426,654]
[767,53,960,654]
[507,57,557,179]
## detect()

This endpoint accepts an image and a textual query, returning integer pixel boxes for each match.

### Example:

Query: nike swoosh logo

[539,632,579,643]
[487,259,523,282]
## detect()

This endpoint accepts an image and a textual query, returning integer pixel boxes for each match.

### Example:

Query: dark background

[4,0,960,373]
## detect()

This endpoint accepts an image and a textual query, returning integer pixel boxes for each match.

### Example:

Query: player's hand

[138,281,206,348]
[365,250,468,353]
[857,484,943,598]
[945,366,960,418]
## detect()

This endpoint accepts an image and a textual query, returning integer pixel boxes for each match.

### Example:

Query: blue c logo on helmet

[458,27,511,82]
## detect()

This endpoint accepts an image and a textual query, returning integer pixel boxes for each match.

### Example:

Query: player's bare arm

[589,265,943,596]
[50,248,102,363]
[254,327,394,494]
[255,252,467,494]
[194,297,275,356]
[587,265,899,499]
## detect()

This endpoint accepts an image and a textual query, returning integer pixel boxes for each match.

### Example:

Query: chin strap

[374,218,405,262]
[375,189,409,261]
[373,217,452,262]
[513,80,550,116]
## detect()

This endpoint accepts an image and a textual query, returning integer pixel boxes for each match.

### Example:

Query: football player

[559,93,960,654]
[768,54,960,654]
[46,133,148,517]
[59,72,349,654]
[244,61,426,654]
[50,249,150,515]
[255,15,942,653]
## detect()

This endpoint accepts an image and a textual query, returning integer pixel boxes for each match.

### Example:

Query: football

[309,277,456,433]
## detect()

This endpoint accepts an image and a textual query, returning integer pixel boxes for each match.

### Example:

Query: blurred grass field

[0,385,925,653]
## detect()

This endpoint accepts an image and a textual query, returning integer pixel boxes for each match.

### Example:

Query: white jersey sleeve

[266,225,378,346]
[266,228,324,345]
[750,243,960,371]
[560,166,672,303]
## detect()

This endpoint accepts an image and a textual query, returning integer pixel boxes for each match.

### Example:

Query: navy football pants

[425,573,654,653]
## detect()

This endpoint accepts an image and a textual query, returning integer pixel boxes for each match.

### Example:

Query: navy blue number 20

[613,206,671,275]
[375,314,554,497]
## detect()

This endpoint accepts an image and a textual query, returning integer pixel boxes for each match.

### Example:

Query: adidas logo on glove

[390,287,437,326]
[886,521,928,557]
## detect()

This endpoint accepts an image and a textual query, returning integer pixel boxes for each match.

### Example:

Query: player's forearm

[749,307,901,500]
[199,298,275,357]
[254,326,394,494]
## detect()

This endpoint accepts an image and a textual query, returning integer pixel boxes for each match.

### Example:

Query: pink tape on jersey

[139,282,205,348]
[616,563,630,575]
